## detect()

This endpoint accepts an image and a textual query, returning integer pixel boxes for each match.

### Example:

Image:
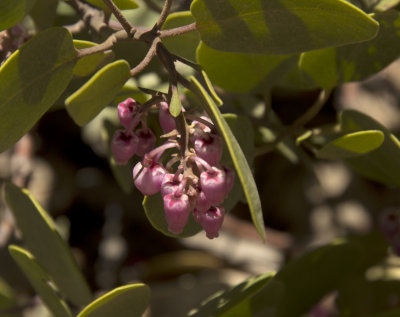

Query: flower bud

[158,102,176,133]
[194,206,225,239]
[161,173,183,197]
[200,167,227,205]
[194,133,223,166]
[118,98,139,130]
[111,130,138,165]
[222,166,235,196]
[135,128,156,156]
[195,189,212,212]
[163,193,191,234]
[133,161,166,196]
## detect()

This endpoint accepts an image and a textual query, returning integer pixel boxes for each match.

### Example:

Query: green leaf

[0,277,19,317]
[374,0,400,12]
[188,76,265,241]
[340,110,400,187]
[30,0,59,30]
[66,60,131,126]
[200,70,223,107]
[190,0,379,55]
[162,11,200,62]
[300,10,400,88]
[189,272,274,317]
[169,85,182,117]
[86,0,138,11]
[3,182,92,307]
[197,42,293,92]
[77,284,150,317]
[73,40,114,77]
[8,245,72,317]
[0,0,36,31]
[143,194,202,238]
[316,130,384,159]
[0,27,76,152]
[247,233,387,316]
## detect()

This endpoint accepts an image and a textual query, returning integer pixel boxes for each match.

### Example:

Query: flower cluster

[111,98,235,239]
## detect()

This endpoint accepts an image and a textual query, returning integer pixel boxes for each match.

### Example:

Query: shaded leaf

[0,27,76,152]
[247,233,387,316]
[8,245,72,317]
[340,110,400,187]
[0,277,20,317]
[300,10,400,89]
[143,194,202,238]
[4,182,92,307]
[162,11,200,62]
[74,40,114,77]
[86,0,138,11]
[189,272,274,317]
[30,0,58,30]
[77,284,150,317]
[0,0,36,31]
[197,42,293,92]
[191,0,379,55]
[316,130,384,159]
[188,76,265,241]
[66,60,131,126]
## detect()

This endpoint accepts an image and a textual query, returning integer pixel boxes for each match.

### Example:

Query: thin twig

[255,89,331,156]
[76,29,128,58]
[155,0,173,29]
[102,0,135,36]
[159,22,197,38]
[130,38,160,76]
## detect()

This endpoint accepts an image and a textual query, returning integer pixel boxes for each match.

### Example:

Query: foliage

[1,0,400,316]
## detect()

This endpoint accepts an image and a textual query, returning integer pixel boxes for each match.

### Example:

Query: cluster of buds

[111,98,235,239]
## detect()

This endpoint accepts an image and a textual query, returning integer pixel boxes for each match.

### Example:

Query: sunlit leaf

[340,110,400,187]
[0,27,76,152]
[4,182,92,307]
[191,0,379,54]
[169,85,181,117]
[73,40,114,77]
[188,76,265,241]
[66,60,131,126]
[189,272,274,316]
[8,245,72,317]
[0,0,36,31]
[77,284,150,317]
[316,130,384,159]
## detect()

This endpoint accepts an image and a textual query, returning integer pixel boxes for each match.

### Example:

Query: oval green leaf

[66,60,131,126]
[30,0,59,30]
[169,85,182,117]
[0,0,36,31]
[3,182,92,307]
[340,110,400,187]
[316,130,384,159]
[300,10,400,89]
[143,194,202,238]
[191,0,379,54]
[8,245,72,317]
[162,11,200,62]
[74,40,115,77]
[86,0,138,11]
[188,76,265,241]
[197,41,292,92]
[0,27,77,152]
[77,284,150,317]
[189,272,274,316]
